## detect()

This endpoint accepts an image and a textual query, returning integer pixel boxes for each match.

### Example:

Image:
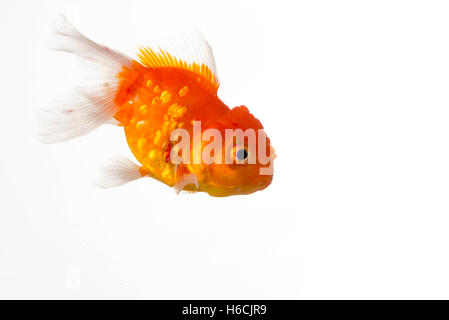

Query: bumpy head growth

[188,106,275,197]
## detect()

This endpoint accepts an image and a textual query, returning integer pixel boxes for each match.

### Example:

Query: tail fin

[38,15,132,143]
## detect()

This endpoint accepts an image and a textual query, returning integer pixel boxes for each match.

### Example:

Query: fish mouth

[270,146,277,160]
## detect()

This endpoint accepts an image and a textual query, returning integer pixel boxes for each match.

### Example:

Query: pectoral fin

[174,165,198,194]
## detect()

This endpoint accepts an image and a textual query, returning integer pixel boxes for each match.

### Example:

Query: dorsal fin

[136,29,219,92]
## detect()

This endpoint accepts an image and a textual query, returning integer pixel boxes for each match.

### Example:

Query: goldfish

[39,16,275,197]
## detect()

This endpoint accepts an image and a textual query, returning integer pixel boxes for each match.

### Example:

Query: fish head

[198,105,275,197]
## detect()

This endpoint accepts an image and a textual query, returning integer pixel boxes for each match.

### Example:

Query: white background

[1,0,449,299]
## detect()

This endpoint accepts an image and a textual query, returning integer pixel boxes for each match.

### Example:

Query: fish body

[115,61,227,188]
[39,16,275,197]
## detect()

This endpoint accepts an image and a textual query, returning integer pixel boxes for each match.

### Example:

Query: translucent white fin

[38,15,132,143]
[137,28,219,93]
[174,173,199,194]
[92,156,145,188]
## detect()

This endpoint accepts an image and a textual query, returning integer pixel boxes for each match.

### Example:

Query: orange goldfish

[39,16,275,197]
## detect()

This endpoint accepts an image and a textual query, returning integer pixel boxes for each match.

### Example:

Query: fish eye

[235,147,249,162]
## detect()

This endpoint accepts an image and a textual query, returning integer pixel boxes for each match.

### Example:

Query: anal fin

[92,156,147,188]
